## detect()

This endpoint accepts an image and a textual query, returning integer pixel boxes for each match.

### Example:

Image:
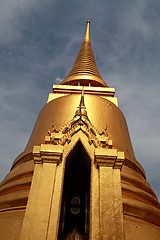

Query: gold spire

[60,21,108,87]
[84,20,90,42]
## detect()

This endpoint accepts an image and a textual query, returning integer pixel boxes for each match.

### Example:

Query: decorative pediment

[45,90,112,149]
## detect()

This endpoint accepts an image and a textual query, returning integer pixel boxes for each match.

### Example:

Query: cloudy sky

[0,0,160,199]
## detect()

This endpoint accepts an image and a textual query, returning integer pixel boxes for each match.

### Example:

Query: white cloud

[0,0,29,43]
[0,0,57,44]
[56,77,63,82]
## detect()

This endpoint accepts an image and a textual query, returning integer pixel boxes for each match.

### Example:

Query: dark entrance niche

[58,141,91,240]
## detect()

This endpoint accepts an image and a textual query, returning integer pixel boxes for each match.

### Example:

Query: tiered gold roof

[60,21,108,87]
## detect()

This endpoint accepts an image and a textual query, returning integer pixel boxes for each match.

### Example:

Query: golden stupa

[0,21,160,240]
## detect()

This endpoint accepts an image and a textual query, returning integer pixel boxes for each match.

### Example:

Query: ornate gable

[45,89,113,149]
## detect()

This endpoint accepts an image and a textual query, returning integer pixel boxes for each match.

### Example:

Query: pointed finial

[74,87,87,117]
[83,20,90,42]
[79,87,85,107]
[60,20,108,87]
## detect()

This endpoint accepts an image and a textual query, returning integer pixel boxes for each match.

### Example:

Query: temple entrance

[58,141,91,240]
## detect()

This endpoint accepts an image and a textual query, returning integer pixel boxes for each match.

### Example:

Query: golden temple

[0,21,160,240]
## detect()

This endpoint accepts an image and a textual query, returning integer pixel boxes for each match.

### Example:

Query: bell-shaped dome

[0,21,160,240]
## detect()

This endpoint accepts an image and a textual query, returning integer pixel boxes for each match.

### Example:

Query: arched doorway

[58,141,91,240]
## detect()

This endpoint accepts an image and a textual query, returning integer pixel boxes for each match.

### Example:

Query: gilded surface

[13,93,136,167]
[0,21,160,240]
[46,91,113,150]
[99,167,124,239]
[60,21,107,87]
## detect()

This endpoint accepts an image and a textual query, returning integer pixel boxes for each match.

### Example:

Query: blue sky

[0,0,160,199]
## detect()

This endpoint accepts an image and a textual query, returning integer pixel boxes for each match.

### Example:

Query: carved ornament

[46,92,112,150]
